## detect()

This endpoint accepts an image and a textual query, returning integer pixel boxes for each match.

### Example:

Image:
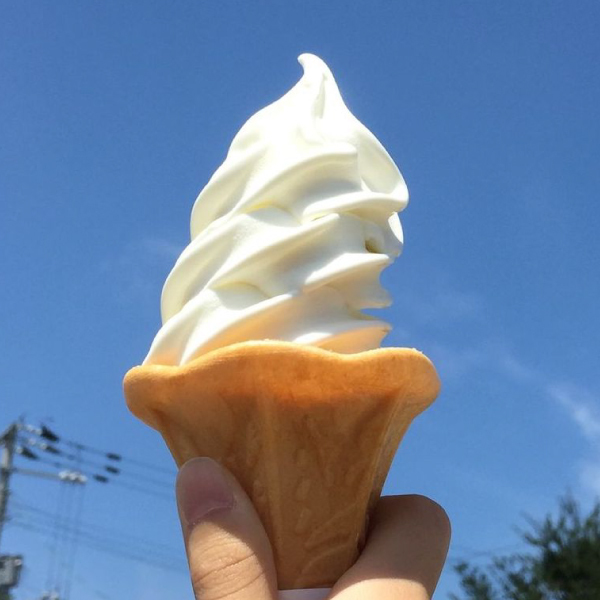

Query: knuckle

[190,535,265,599]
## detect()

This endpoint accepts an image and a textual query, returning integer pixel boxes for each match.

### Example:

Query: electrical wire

[19,434,175,489]
[44,478,66,592]
[111,467,175,489]
[19,423,176,476]
[63,475,86,600]
[8,420,184,596]
[11,499,183,562]
[11,498,181,556]
[116,453,177,476]
[104,478,175,501]
[22,422,177,476]
[74,574,115,600]
[9,512,184,568]
[15,448,175,500]
[54,476,76,598]
[10,519,186,574]
[0,420,181,600]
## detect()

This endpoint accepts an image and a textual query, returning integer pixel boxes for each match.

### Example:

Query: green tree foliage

[451,494,600,600]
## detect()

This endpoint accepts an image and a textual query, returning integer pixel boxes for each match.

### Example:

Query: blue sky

[1,1,599,598]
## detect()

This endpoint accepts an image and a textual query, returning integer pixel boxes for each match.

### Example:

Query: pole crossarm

[10,467,87,484]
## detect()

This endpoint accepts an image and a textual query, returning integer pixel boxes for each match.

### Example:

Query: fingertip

[176,458,235,534]
[374,494,451,548]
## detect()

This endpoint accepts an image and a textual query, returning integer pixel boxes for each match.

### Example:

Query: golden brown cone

[124,340,440,589]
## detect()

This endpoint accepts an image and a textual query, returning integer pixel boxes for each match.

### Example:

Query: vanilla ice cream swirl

[144,54,408,366]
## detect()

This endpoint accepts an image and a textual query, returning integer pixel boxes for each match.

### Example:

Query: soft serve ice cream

[145,54,408,366]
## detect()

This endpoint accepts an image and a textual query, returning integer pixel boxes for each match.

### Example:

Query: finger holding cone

[176,457,278,600]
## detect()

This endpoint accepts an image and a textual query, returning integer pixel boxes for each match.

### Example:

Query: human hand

[176,457,451,600]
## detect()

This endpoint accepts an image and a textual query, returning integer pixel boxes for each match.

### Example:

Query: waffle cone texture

[124,341,440,589]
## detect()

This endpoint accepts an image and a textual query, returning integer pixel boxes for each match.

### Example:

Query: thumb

[176,457,278,600]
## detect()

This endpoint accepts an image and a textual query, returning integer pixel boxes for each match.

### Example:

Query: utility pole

[0,423,17,551]
[0,423,23,599]
[1,419,126,600]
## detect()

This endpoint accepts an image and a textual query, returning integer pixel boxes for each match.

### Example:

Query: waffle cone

[124,340,440,589]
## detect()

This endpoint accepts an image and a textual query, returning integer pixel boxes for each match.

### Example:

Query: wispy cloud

[444,462,543,513]
[425,336,541,385]
[544,383,600,497]
[453,344,600,496]
[101,237,183,305]
[548,384,600,441]
[496,350,541,386]
[580,462,600,498]
[478,350,600,496]
[427,342,488,379]
[405,280,600,497]
[396,286,484,327]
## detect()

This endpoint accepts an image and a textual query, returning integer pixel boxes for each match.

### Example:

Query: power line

[44,479,66,593]
[11,498,181,556]
[10,499,183,563]
[102,478,174,501]
[10,520,186,574]
[14,515,184,570]
[56,480,75,599]
[16,445,173,492]
[20,423,176,476]
[10,466,85,483]
[9,514,184,569]
[15,445,175,503]
[18,434,176,491]
[116,454,177,477]
[108,467,174,489]
[74,574,115,600]
[2,418,183,599]
[62,461,86,600]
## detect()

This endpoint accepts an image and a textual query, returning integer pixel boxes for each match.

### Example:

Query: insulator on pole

[40,425,60,442]
[22,424,41,435]
[59,470,87,484]
[16,446,38,460]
